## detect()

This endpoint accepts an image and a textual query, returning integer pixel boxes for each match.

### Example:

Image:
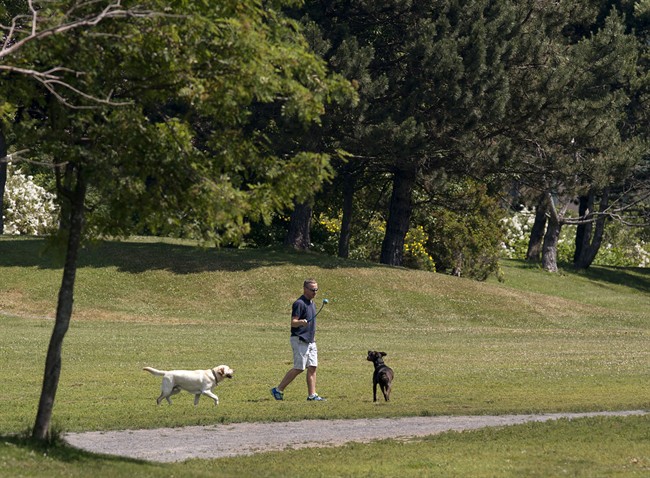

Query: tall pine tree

[303,1,554,266]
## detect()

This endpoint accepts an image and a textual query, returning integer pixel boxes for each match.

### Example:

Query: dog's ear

[217,365,234,378]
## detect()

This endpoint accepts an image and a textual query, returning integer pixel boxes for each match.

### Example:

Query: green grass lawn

[0,236,648,476]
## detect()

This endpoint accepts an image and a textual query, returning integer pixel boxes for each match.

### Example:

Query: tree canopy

[294,0,649,272]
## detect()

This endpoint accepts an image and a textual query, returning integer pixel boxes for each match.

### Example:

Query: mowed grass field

[0,236,648,477]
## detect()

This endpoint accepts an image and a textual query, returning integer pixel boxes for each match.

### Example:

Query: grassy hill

[1,235,647,429]
[0,236,648,476]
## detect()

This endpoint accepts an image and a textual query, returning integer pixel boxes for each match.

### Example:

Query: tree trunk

[573,194,593,264]
[57,163,76,232]
[541,207,561,273]
[338,174,356,259]
[0,127,7,235]
[284,200,312,250]
[573,189,609,270]
[526,197,547,262]
[32,165,86,441]
[380,167,415,266]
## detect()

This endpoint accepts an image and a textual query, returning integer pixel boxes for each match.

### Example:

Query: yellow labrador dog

[143,365,234,406]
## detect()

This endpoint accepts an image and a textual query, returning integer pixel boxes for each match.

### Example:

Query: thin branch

[1,150,69,169]
[0,2,179,107]
[0,1,165,61]
[0,64,132,108]
[0,149,31,164]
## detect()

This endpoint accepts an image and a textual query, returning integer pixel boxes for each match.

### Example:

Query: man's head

[303,278,318,300]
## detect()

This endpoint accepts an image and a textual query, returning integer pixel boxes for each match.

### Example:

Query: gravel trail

[64,410,646,463]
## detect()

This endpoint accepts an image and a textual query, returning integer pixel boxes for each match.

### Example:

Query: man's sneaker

[271,387,284,401]
[307,393,326,401]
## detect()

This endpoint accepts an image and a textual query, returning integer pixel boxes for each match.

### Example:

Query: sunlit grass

[0,236,648,476]
[0,416,647,477]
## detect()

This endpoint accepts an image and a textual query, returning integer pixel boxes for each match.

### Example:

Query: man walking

[271,278,326,401]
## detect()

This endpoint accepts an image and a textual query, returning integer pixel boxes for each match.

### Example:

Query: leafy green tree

[2,0,351,440]
[416,181,506,280]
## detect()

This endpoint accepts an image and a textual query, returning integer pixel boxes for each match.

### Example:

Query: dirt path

[64,410,646,463]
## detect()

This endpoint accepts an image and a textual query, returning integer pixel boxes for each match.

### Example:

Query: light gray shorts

[290,336,318,370]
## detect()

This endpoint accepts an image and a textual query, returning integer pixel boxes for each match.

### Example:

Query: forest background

[2,0,650,277]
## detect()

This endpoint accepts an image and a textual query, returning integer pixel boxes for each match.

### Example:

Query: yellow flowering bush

[404,225,436,271]
[313,212,434,271]
[313,212,384,261]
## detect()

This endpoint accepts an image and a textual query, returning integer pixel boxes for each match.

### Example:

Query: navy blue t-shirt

[290,295,317,343]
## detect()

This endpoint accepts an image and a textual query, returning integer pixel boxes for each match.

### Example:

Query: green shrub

[422,182,506,280]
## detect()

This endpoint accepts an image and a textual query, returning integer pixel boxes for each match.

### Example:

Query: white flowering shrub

[2,163,59,235]
[593,236,650,269]
[502,207,650,267]
[634,242,650,268]
[500,207,535,259]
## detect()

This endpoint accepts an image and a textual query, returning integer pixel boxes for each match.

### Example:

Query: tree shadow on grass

[4,237,647,289]
[565,263,650,294]
[0,236,383,274]
[0,433,149,466]
[511,259,650,295]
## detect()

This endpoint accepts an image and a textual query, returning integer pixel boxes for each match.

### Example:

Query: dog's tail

[143,366,166,376]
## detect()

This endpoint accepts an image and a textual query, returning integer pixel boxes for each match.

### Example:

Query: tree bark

[32,165,86,441]
[284,200,313,250]
[380,167,416,266]
[573,189,609,270]
[573,193,593,264]
[338,173,356,259]
[0,127,7,235]
[541,203,561,273]
[526,197,547,262]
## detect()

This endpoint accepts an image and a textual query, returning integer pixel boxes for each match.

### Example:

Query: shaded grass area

[2,237,648,327]
[492,259,650,312]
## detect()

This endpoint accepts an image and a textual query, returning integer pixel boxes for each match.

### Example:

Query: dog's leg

[159,378,177,405]
[194,394,201,406]
[157,382,170,405]
[202,390,220,406]
[373,380,378,402]
[163,385,182,405]
[382,383,390,401]
[158,392,174,405]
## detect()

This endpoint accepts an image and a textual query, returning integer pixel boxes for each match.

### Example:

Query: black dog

[367,350,394,402]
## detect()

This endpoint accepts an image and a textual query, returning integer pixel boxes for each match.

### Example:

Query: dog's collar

[211,369,219,384]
